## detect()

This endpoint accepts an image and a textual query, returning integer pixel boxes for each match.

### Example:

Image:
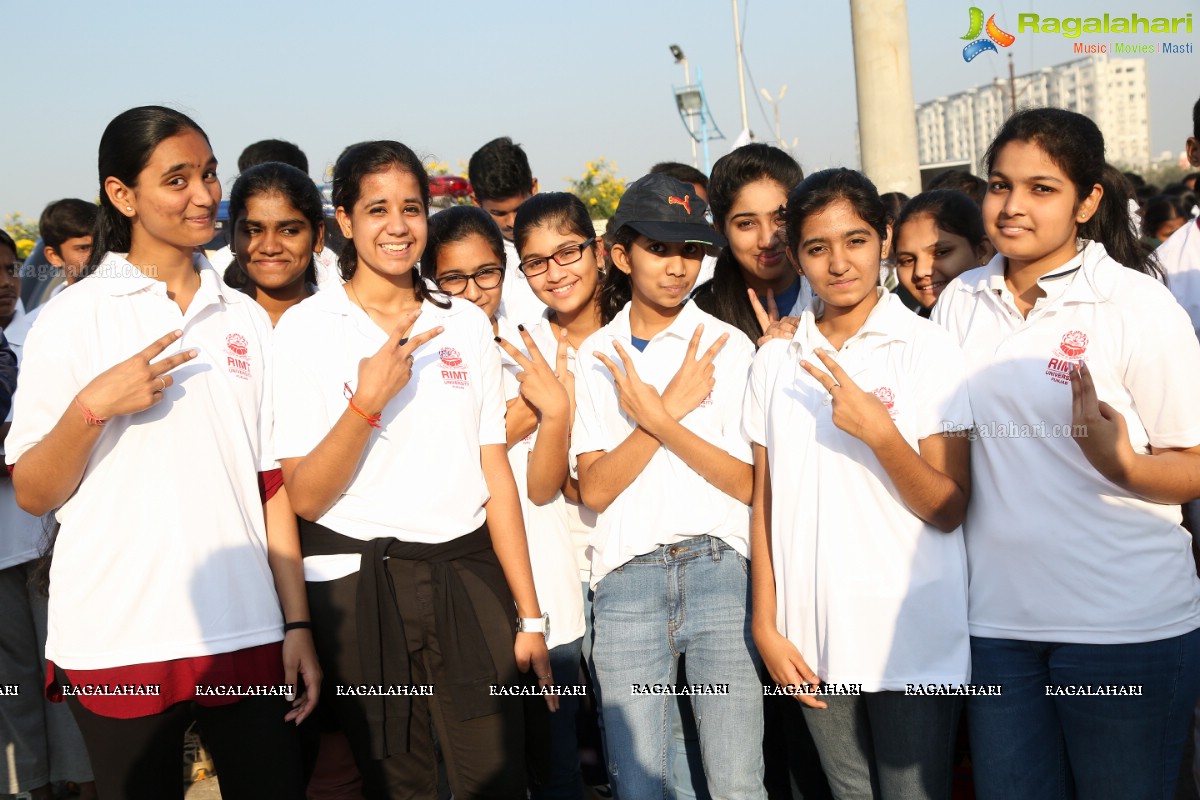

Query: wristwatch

[517,613,550,639]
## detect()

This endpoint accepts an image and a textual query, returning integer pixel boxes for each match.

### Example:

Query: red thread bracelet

[343,383,382,429]
[74,396,107,427]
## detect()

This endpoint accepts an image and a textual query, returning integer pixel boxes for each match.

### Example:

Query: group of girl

[5,102,1200,800]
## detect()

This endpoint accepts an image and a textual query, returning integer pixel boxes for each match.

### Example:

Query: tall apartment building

[915,55,1149,173]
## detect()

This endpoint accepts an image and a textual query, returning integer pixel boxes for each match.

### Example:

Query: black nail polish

[494,336,501,343]
[517,324,526,331]
[398,338,408,346]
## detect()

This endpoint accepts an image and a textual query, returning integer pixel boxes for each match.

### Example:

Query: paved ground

[185,777,221,799]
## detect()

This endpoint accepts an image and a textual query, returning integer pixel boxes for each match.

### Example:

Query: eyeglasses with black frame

[518,237,597,278]
[434,266,506,296]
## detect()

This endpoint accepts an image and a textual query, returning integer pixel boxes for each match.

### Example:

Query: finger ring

[407,354,415,366]
[157,376,167,392]
[539,674,552,680]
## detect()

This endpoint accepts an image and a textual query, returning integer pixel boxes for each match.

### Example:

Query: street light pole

[731,0,750,136]
[671,44,699,168]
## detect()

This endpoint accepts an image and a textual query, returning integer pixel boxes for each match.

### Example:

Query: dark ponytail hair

[600,225,637,324]
[224,162,323,295]
[784,168,889,259]
[420,205,506,284]
[331,140,447,307]
[895,189,986,249]
[694,143,804,342]
[984,107,1157,277]
[514,192,597,255]
[90,106,209,270]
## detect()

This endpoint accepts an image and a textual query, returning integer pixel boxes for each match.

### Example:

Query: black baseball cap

[610,173,727,248]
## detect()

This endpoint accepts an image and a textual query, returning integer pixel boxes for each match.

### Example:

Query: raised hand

[594,341,673,437]
[496,327,570,421]
[661,324,728,421]
[1069,360,1133,484]
[800,349,896,449]
[552,328,576,425]
[748,288,800,347]
[353,311,444,414]
[76,330,198,420]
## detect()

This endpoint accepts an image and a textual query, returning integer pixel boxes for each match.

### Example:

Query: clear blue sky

[3,0,1196,218]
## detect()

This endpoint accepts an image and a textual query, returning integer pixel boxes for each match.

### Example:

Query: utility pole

[1008,52,1018,115]
[671,45,700,168]
[731,0,750,135]
[849,0,921,194]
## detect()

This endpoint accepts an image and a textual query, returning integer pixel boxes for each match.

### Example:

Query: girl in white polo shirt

[420,200,589,799]
[746,168,971,800]
[933,107,1200,800]
[272,140,552,800]
[571,173,767,800]
[5,105,317,799]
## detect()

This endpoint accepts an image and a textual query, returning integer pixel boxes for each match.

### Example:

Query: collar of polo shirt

[607,298,707,346]
[969,240,1121,307]
[791,288,913,354]
[94,252,238,305]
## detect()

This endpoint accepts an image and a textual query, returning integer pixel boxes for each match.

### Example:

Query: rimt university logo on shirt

[225,333,252,380]
[872,387,898,418]
[1045,330,1088,385]
[439,346,469,388]
[961,7,1016,61]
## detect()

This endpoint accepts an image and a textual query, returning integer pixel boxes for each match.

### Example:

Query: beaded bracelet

[343,383,382,429]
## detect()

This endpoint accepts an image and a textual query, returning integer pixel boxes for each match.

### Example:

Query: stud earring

[125,206,133,212]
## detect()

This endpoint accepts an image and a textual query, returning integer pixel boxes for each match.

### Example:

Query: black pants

[307,564,527,800]
[61,675,304,800]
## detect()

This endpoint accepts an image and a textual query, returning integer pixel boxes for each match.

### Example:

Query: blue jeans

[531,636,585,800]
[801,692,960,800]
[591,536,766,800]
[968,631,1200,800]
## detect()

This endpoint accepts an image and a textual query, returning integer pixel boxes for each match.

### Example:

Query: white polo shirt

[497,239,548,328]
[272,290,506,582]
[933,241,1200,643]
[1,301,45,572]
[1155,218,1200,337]
[571,300,754,588]
[5,252,283,669]
[498,317,586,649]
[743,290,971,691]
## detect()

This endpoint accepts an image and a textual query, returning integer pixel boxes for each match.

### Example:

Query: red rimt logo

[873,387,895,411]
[439,347,463,367]
[668,195,692,215]
[226,333,249,356]
[1058,331,1089,359]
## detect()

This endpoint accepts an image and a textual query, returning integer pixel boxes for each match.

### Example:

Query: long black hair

[331,140,447,307]
[895,189,987,249]
[420,205,505,283]
[224,162,323,295]
[90,106,209,270]
[984,107,1157,277]
[692,143,803,342]
[784,168,889,265]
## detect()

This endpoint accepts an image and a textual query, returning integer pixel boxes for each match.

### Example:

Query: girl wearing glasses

[422,201,591,799]
[272,141,552,799]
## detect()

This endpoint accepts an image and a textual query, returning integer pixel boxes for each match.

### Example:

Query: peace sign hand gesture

[594,341,673,438]
[353,311,444,415]
[800,349,896,450]
[496,327,570,422]
[661,324,728,421]
[748,288,801,348]
[76,330,198,420]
